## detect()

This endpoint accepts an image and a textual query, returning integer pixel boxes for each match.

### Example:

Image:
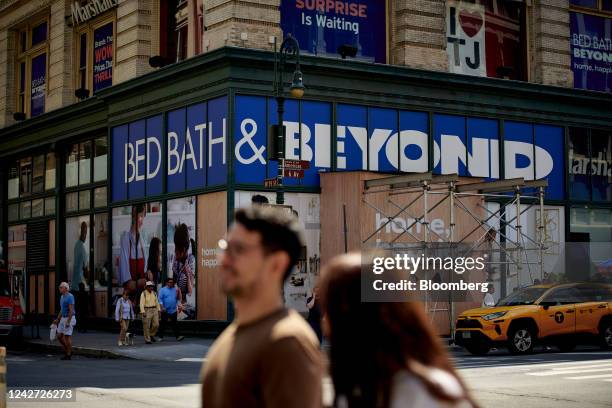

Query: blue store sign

[111,95,565,202]
[111,96,227,202]
[280,0,387,63]
[233,96,565,199]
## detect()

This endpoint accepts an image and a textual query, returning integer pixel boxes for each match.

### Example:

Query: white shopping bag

[49,323,57,342]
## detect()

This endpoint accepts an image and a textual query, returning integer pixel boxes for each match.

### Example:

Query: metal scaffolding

[361,172,552,333]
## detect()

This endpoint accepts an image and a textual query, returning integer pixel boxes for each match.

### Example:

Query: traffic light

[268,124,284,161]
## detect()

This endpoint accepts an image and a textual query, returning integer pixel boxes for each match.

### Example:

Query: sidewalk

[24,325,215,361]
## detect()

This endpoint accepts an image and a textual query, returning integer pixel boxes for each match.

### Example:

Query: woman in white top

[319,253,478,408]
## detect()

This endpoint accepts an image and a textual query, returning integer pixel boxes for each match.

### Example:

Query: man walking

[139,281,160,344]
[158,277,184,341]
[200,206,323,408]
[53,282,76,360]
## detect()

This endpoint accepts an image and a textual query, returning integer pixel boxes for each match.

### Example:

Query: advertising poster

[167,196,197,320]
[570,12,611,93]
[280,0,387,63]
[30,53,46,117]
[234,191,321,314]
[197,192,227,320]
[447,1,522,79]
[446,1,487,76]
[65,215,90,291]
[93,22,113,92]
[111,202,163,306]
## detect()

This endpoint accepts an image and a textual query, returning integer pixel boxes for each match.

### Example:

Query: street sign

[283,169,304,179]
[264,177,280,188]
[282,159,310,170]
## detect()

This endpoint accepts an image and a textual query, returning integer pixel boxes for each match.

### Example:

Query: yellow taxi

[454,283,612,355]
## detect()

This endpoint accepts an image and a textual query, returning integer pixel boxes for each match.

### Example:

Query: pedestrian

[52,282,76,360]
[115,289,134,346]
[76,282,88,333]
[200,206,323,408]
[158,277,184,341]
[139,281,161,344]
[306,285,323,344]
[319,253,478,408]
[481,284,495,308]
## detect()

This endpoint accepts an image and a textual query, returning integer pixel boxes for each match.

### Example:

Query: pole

[276,96,285,205]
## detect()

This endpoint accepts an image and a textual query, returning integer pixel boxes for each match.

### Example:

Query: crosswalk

[525,360,612,382]
[453,351,612,384]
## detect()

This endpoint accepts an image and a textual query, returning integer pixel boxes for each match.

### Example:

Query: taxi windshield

[496,287,548,306]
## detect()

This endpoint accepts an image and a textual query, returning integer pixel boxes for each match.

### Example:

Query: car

[453,282,612,355]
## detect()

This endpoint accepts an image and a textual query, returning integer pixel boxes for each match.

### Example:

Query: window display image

[167,197,196,320]
[112,202,162,304]
[234,191,321,314]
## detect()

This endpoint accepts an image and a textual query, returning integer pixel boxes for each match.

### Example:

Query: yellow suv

[454,283,612,355]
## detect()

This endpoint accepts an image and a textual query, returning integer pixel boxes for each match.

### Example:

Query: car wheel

[508,326,536,355]
[465,344,490,356]
[555,340,576,353]
[601,322,612,350]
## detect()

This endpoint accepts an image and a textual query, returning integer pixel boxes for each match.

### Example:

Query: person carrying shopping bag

[115,289,134,346]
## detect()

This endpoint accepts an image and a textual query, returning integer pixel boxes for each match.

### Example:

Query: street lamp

[273,34,304,205]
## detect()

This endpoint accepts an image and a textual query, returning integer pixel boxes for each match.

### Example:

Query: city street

[7,346,612,408]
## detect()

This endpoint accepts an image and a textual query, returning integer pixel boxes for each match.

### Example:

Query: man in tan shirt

[201,206,323,408]
[139,281,160,344]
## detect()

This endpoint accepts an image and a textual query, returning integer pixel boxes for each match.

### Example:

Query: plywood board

[197,191,228,320]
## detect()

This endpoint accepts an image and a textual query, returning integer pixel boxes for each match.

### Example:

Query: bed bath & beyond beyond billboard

[111,95,565,201]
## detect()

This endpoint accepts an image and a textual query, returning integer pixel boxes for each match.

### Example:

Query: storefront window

[32,154,44,193]
[66,144,78,188]
[66,192,78,213]
[8,204,19,222]
[94,137,107,182]
[7,225,26,314]
[20,158,31,197]
[446,0,527,80]
[16,17,49,118]
[79,141,92,185]
[591,130,612,202]
[79,190,91,210]
[20,201,31,220]
[31,198,43,218]
[571,207,612,242]
[569,128,612,201]
[8,162,19,199]
[44,197,55,216]
[569,128,590,200]
[94,186,107,208]
[45,153,56,190]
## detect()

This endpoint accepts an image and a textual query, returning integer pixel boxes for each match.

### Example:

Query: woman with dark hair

[319,253,477,408]
[146,237,162,288]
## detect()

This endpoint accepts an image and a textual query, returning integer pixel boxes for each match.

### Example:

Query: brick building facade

[0,0,605,130]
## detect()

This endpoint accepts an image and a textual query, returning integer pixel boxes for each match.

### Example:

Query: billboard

[570,12,612,93]
[233,95,565,199]
[30,53,46,117]
[111,96,228,202]
[280,0,387,63]
[93,22,113,92]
